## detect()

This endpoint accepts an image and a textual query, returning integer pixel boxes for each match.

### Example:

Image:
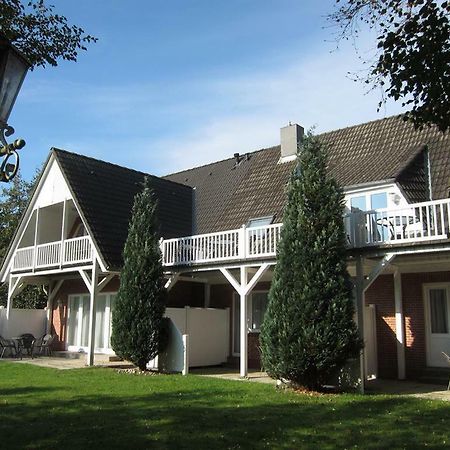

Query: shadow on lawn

[0,386,448,449]
[0,386,62,396]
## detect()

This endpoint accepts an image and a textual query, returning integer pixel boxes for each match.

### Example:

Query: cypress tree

[111,177,167,370]
[260,132,362,390]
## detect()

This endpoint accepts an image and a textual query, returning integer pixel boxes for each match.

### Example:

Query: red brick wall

[365,271,450,379]
[365,275,397,378]
[402,271,450,377]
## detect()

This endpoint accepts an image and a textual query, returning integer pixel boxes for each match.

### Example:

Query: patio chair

[33,334,54,357]
[442,352,450,390]
[0,335,17,358]
[18,333,36,359]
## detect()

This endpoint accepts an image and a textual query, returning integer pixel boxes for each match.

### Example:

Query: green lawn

[0,363,448,449]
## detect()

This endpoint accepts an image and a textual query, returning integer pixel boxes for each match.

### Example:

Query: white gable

[34,159,73,209]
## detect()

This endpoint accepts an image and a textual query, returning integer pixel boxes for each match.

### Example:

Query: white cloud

[143,42,407,175]
[19,36,407,177]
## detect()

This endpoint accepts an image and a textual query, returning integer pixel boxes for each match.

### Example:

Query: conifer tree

[111,178,167,370]
[260,132,362,390]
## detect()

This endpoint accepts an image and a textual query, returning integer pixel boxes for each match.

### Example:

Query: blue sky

[10,0,406,180]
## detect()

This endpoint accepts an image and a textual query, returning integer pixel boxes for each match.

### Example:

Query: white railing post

[239,224,247,259]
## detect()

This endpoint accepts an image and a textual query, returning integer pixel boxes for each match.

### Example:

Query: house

[1,115,450,383]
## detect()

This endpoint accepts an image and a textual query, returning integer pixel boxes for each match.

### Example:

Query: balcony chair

[442,352,450,390]
[0,335,17,358]
[17,333,36,359]
[33,334,54,357]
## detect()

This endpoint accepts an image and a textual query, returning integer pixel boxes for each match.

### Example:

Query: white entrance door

[425,286,450,367]
[66,293,117,354]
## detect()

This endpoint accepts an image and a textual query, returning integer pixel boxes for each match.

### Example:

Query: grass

[0,363,448,449]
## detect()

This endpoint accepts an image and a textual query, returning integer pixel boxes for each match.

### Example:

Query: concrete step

[53,351,85,360]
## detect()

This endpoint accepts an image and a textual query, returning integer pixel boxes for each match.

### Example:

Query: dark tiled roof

[165,115,450,233]
[54,149,193,271]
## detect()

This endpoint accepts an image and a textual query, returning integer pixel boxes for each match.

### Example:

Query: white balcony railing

[162,199,450,266]
[11,199,450,271]
[64,236,93,264]
[345,198,450,248]
[36,242,61,268]
[162,224,283,267]
[12,236,93,272]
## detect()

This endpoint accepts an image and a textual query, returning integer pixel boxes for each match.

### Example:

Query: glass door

[425,286,450,367]
[66,293,116,353]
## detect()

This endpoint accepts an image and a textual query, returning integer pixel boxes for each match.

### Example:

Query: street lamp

[0,35,30,182]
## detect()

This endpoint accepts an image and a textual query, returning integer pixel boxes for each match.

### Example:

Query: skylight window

[247,215,274,228]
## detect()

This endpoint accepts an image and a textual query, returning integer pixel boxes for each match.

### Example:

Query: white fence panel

[186,307,229,367]
[162,307,230,369]
[0,307,47,339]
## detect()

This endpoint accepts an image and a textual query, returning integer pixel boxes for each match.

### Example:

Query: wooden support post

[394,270,406,380]
[6,276,25,320]
[46,284,53,333]
[220,263,270,378]
[240,266,248,378]
[60,199,67,268]
[355,255,366,393]
[86,260,99,366]
[182,334,189,376]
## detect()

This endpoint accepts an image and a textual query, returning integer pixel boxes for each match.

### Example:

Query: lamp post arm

[0,121,25,182]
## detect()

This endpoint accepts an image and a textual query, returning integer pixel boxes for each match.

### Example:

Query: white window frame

[66,291,117,354]
[423,283,450,337]
[232,290,269,356]
[423,283,450,367]
[344,184,408,213]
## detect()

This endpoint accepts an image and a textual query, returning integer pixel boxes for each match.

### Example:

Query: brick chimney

[280,123,304,161]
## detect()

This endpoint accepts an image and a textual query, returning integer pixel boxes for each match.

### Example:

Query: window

[250,292,268,331]
[349,192,388,212]
[350,196,366,213]
[429,289,449,334]
[370,193,387,210]
[247,216,274,228]
[232,291,269,355]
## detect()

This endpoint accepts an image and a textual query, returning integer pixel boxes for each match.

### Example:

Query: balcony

[162,199,450,267]
[162,224,282,267]
[12,236,93,272]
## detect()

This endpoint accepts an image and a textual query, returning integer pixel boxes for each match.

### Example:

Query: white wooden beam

[59,199,67,269]
[363,253,395,292]
[49,280,64,302]
[219,268,241,294]
[86,260,99,366]
[394,270,406,380]
[79,269,92,294]
[355,255,366,393]
[220,263,270,378]
[165,273,180,291]
[239,266,248,378]
[98,273,114,292]
[243,263,270,295]
[6,276,26,319]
